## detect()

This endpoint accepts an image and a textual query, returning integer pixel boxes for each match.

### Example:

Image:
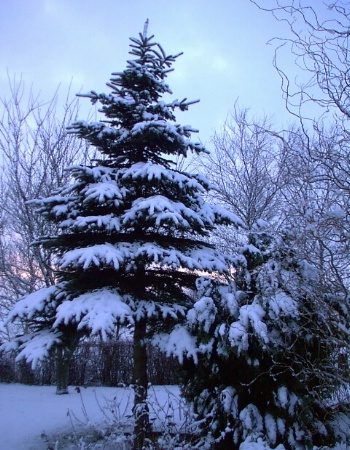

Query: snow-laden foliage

[1,29,241,354]
[1,284,65,366]
[159,225,350,449]
[53,288,131,340]
[1,26,240,447]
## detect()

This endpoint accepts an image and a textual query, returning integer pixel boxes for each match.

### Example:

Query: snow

[60,243,128,270]
[276,386,289,409]
[14,330,62,367]
[155,325,198,364]
[298,259,319,280]
[222,291,239,316]
[187,296,217,333]
[62,214,122,232]
[54,289,131,340]
[229,303,268,353]
[239,403,263,435]
[84,182,126,204]
[268,292,298,319]
[60,241,229,273]
[5,285,60,321]
[221,386,237,416]
[122,195,203,228]
[229,321,249,352]
[240,437,286,450]
[121,161,205,191]
[326,205,346,219]
[0,383,182,450]
[264,414,277,445]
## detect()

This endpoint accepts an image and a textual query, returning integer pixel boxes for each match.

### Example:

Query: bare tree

[251,0,350,124]
[201,107,284,252]
[249,1,350,294]
[277,126,350,298]
[0,78,93,391]
[242,9,350,418]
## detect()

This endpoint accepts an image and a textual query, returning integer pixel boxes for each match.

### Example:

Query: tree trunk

[55,329,81,394]
[55,346,70,394]
[133,316,150,449]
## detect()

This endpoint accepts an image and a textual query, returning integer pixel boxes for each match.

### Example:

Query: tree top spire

[143,19,149,39]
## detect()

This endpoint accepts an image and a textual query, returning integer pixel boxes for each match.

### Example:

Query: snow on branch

[59,241,229,273]
[14,330,62,368]
[60,243,127,270]
[5,285,62,322]
[155,325,198,364]
[54,288,131,341]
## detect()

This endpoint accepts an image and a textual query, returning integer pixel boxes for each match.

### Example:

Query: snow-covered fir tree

[170,223,350,449]
[1,25,241,448]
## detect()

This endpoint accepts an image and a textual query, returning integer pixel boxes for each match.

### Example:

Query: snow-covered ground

[2,383,349,450]
[0,383,183,450]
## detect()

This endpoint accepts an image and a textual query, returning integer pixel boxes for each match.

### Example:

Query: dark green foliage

[180,226,350,449]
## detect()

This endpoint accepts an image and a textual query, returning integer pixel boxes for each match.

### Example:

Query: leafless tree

[277,126,350,298]
[251,0,350,125]
[201,106,284,252]
[250,0,350,296]
[0,78,92,343]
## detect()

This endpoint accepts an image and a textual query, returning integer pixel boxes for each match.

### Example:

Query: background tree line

[0,340,180,386]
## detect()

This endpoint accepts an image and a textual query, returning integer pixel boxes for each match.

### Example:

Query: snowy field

[0,383,184,450]
[1,383,349,450]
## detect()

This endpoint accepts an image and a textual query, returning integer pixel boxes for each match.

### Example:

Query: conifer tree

[2,25,241,447]
[177,224,350,449]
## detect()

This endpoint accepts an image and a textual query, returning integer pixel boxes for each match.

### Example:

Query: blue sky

[0,0,296,147]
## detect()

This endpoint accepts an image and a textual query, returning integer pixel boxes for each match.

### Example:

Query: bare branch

[0,78,94,341]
